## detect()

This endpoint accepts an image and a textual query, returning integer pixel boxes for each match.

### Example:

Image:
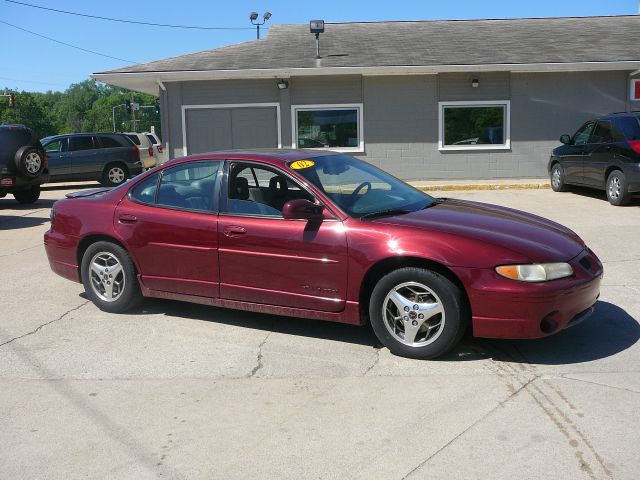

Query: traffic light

[8,93,15,109]
[154,98,160,115]
[125,99,131,115]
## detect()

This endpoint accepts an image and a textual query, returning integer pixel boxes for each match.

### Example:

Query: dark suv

[549,112,640,205]
[0,124,49,204]
[41,133,144,187]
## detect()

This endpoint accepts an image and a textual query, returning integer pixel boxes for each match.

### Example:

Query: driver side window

[573,121,596,146]
[225,164,313,217]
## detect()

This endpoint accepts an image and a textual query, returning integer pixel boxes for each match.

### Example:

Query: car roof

[165,149,341,167]
[601,111,640,120]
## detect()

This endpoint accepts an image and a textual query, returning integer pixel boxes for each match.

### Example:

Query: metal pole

[112,106,116,132]
[315,33,320,58]
[257,24,260,40]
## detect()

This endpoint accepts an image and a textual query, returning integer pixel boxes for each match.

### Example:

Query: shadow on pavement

[42,183,101,191]
[566,186,640,207]
[102,298,637,362]
[129,298,382,348]
[477,301,639,365]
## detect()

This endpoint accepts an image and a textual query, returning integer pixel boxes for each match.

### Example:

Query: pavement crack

[559,375,640,394]
[0,244,41,258]
[363,346,381,376]
[401,375,540,479]
[0,301,89,348]
[248,331,271,378]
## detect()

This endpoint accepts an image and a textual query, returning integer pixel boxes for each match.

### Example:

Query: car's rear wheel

[14,146,44,178]
[550,163,568,192]
[101,163,128,187]
[369,267,467,359]
[606,170,632,206]
[81,241,142,313]
[13,185,41,204]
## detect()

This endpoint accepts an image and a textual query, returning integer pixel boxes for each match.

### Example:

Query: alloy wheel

[89,252,125,302]
[382,281,446,347]
[552,167,561,189]
[608,176,621,199]
[108,167,125,184]
[25,152,41,174]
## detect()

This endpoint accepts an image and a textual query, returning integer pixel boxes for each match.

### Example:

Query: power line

[3,0,254,31]
[0,20,136,63]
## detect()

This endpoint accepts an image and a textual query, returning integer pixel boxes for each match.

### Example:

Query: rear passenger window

[157,161,220,212]
[130,174,159,205]
[146,134,157,145]
[591,121,615,143]
[98,136,122,148]
[69,136,94,151]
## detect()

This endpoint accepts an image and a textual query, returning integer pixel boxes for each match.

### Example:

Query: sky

[1,0,638,93]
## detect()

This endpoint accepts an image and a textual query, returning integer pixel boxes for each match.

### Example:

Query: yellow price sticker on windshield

[290,160,315,170]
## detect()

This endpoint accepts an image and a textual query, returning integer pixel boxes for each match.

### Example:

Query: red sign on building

[632,79,640,101]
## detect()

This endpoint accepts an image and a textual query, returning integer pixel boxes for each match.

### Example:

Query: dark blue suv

[41,133,144,187]
[548,113,640,206]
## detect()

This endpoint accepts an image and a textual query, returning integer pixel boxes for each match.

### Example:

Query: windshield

[290,154,436,217]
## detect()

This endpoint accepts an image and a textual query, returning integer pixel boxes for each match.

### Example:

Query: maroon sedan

[44,151,602,359]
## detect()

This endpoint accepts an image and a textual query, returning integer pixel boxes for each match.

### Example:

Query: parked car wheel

[14,146,44,178]
[550,163,568,192]
[369,267,467,359]
[101,163,128,187]
[81,241,142,313]
[606,170,632,206]
[13,185,40,204]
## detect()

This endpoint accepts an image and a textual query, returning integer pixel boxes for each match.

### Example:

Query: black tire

[550,163,568,192]
[13,185,41,204]
[606,170,632,206]
[81,241,142,313]
[101,163,128,187]
[14,146,44,178]
[369,267,468,360]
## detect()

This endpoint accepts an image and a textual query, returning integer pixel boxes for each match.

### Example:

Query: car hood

[373,199,585,263]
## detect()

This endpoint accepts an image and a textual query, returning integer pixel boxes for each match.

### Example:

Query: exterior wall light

[471,78,479,88]
[277,79,289,90]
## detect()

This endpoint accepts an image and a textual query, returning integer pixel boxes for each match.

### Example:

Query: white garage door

[184,105,280,155]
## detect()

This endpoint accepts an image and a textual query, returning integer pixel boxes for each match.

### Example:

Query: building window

[438,101,510,151]
[291,104,363,152]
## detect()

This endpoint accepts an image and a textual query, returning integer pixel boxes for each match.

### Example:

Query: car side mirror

[560,134,572,145]
[282,199,325,220]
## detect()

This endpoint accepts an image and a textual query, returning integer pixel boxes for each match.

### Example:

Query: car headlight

[495,263,573,282]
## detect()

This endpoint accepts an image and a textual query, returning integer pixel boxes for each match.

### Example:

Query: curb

[413,182,551,192]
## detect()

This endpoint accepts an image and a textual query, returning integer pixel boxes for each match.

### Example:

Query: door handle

[118,214,137,224]
[223,226,246,237]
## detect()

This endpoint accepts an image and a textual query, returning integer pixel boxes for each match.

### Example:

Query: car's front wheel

[369,267,467,359]
[606,170,632,206]
[81,241,142,313]
[13,185,40,204]
[550,163,568,192]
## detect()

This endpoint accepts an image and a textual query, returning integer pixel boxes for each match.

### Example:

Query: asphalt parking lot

[0,185,638,480]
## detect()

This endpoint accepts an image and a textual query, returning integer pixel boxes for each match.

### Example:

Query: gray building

[94,15,640,180]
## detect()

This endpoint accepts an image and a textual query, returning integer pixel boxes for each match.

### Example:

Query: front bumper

[452,248,603,339]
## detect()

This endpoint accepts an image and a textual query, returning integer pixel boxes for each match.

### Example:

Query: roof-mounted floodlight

[310,20,325,59]
[250,11,271,39]
[310,20,325,34]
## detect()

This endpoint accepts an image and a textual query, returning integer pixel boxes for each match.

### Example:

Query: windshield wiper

[359,209,413,220]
